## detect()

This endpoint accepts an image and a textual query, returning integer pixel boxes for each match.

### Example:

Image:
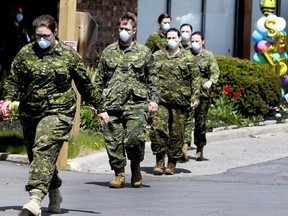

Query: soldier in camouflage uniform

[145,13,172,53]
[179,23,194,161]
[94,12,159,188]
[149,27,201,175]
[189,31,220,161]
[0,15,106,216]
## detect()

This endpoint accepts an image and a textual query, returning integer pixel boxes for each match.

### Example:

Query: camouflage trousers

[103,103,148,170]
[184,95,211,147]
[21,114,73,194]
[150,104,187,160]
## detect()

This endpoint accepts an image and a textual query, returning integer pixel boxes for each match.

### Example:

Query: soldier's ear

[133,28,137,35]
[54,29,58,36]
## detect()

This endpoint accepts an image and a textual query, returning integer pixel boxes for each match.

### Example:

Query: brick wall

[77,0,138,67]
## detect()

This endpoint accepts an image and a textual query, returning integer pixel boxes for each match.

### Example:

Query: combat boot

[165,158,177,175]
[21,189,45,216]
[153,153,165,175]
[109,167,125,188]
[195,146,204,161]
[130,161,142,188]
[180,143,189,161]
[48,188,63,213]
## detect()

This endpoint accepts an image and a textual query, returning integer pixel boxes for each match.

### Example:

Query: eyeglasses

[35,33,52,39]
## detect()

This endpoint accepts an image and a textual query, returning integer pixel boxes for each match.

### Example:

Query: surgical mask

[167,40,178,49]
[37,37,51,49]
[16,13,23,22]
[181,32,190,41]
[119,30,130,42]
[162,23,170,32]
[192,41,201,53]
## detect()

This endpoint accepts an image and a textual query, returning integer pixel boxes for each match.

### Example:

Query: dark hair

[157,13,171,24]
[119,12,137,28]
[180,23,193,32]
[32,15,57,33]
[167,27,181,37]
[191,31,204,40]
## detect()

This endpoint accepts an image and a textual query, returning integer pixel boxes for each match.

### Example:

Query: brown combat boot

[48,188,63,213]
[130,161,142,188]
[195,146,204,161]
[165,158,177,175]
[109,167,125,188]
[153,153,165,175]
[180,143,189,161]
[21,189,45,216]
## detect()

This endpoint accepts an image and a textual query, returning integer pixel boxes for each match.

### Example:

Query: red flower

[234,91,241,99]
[223,85,231,94]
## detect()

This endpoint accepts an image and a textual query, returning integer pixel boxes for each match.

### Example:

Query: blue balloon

[252,30,264,43]
[253,52,266,63]
[281,88,285,97]
[272,52,280,62]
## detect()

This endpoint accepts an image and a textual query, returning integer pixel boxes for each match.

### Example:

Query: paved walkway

[70,122,288,177]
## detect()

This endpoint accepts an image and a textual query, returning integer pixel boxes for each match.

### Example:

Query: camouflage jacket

[95,41,159,112]
[153,48,201,108]
[145,29,167,53]
[3,40,103,119]
[192,49,220,97]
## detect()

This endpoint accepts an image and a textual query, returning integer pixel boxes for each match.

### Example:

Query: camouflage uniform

[95,41,159,170]
[186,49,220,148]
[2,40,103,194]
[149,48,201,160]
[145,30,167,53]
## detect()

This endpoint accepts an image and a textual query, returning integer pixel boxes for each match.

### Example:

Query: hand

[191,101,199,109]
[98,112,109,126]
[0,100,12,117]
[90,106,98,116]
[148,101,158,113]
[203,80,212,90]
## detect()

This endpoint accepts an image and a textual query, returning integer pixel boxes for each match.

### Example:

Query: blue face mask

[37,37,51,49]
[167,40,178,49]
[119,30,130,42]
[181,32,190,41]
[192,41,201,53]
[162,23,170,32]
[16,13,23,22]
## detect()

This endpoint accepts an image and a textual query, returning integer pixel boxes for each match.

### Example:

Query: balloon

[280,52,288,60]
[256,40,271,52]
[275,17,286,31]
[252,30,264,43]
[253,52,266,63]
[254,43,259,52]
[272,52,280,62]
[256,16,268,32]
[281,88,285,97]
[280,76,288,86]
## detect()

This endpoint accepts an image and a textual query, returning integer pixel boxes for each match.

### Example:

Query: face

[167,31,181,47]
[180,26,192,35]
[160,18,171,27]
[35,26,57,48]
[119,20,136,44]
[191,34,204,48]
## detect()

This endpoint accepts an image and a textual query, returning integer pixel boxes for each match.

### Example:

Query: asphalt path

[1,123,288,216]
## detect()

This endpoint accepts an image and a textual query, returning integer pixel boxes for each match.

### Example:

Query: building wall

[77,0,138,66]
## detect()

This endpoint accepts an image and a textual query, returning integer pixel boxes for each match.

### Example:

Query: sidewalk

[2,121,288,177]
[70,121,288,176]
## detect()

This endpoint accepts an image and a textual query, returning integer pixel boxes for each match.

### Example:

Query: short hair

[167,27,181,37]
[191,31,205,40]
[157,13,172,24]
[119,12,137,28]
[180,23,193,32]
[32,15,57,33]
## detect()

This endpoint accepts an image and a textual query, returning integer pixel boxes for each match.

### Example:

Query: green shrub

[213,56,281,117]
[80,105,101,131]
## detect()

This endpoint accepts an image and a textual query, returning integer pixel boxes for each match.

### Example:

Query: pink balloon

[254,43,259,52]
[256,40,271,52]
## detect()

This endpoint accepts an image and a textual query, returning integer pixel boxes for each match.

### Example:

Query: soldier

[94,12,159,188]
[180,23,194,161]
[150,27,201,175]
[145,13,172,53]
[190,31,220,161]
[0,15,107,216]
